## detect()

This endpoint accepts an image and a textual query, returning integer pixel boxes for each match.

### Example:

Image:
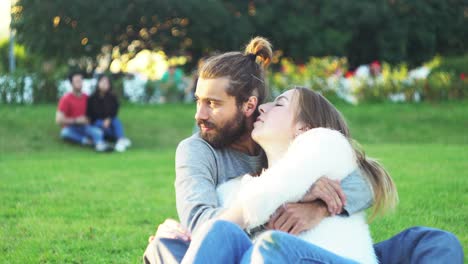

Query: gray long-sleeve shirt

[175,133,373,233]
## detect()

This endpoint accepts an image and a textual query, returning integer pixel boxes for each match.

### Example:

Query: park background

[0,0,467,263]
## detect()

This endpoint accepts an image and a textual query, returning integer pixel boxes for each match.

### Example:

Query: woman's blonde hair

[293,87,398,218]
[199,37,273,108]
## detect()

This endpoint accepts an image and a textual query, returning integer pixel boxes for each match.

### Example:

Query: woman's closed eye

[274,95,288,107]
[274,100,286,107]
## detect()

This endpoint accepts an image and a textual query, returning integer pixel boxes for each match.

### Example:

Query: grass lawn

[1,101,467,263]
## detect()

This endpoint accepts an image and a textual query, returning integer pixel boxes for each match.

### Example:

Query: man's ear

[242,96,258,118]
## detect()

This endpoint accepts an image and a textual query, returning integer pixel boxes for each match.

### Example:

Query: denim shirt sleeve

[340,169,373,215]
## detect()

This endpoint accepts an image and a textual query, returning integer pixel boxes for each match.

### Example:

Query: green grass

[1,102,467,263]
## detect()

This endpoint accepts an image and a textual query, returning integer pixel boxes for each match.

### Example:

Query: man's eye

[275,103,283,106]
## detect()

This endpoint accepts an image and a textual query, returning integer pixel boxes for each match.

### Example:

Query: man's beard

[198,110,248,149]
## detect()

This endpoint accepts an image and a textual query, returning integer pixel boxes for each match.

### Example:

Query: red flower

[370,61,381,68]
[460,73,466,80]
[345,71,355,79]
[298,64,306,73]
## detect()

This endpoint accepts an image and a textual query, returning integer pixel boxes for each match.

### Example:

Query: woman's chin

[252,129,269,147]
[251,128,261,143]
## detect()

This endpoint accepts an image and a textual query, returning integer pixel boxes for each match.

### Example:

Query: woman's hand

[103,118,111,128]
[148,219,191,243]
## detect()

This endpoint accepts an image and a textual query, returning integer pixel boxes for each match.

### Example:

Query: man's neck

[229,132,260,156]
[72,90,82,97]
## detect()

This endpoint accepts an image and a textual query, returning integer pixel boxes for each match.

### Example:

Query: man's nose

[195,104,209,121]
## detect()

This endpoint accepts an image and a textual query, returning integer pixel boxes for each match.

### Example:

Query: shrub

[0,71,29,104]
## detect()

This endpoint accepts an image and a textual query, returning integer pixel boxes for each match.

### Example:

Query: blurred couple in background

[55,72,131,152]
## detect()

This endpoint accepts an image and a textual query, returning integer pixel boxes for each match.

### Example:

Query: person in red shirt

[55,72,107,152]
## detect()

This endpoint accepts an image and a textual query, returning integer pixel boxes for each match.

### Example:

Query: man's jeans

[93,118,125,140]
[60,124,104,145]
[143,220,464,264]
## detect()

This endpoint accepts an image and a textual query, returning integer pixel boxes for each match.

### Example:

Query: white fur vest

[217,128,378,264]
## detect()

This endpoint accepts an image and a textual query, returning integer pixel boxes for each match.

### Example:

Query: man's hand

[148,219,191,243]
[266,201,330,235]
[302,177,346,215]
[74,116,89,125]
[103,118,111,128]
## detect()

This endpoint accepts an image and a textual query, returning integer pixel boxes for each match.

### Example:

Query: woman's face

[98,77,110,93]
[252,89,301,146]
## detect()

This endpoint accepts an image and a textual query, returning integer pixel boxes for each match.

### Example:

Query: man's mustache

[197,120,216,129]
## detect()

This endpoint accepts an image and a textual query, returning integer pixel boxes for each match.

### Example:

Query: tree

[11,0,468,71]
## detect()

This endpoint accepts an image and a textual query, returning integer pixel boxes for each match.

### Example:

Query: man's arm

[268,169,374,233]
[56,97,88,126]
[55,111,88,126]
[56,97,73,126]
[56,111,75,126]
[175,138,225,233]
[339,169,373,215]
[302,169,373,215]
[267,201,330,235]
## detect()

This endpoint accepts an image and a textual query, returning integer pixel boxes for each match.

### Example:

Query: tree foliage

[11,0,468,70]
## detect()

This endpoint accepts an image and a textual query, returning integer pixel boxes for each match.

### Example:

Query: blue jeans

[143,220,464,264]
[183,220,357,264]
[93,117,125,140]
[60,124,104,145]
[373,226,464,263]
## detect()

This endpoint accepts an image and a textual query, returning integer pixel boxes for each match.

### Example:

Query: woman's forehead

[276,89,296,100]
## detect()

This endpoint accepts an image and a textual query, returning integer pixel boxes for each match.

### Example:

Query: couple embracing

[144,37,463,263]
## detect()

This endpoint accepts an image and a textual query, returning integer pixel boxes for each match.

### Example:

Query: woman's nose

[259,104,266,114]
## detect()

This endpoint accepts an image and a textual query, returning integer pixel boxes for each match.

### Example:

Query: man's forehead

[195,77,232,100]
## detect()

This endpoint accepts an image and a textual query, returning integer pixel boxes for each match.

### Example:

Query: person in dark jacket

[87,75,131,152]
